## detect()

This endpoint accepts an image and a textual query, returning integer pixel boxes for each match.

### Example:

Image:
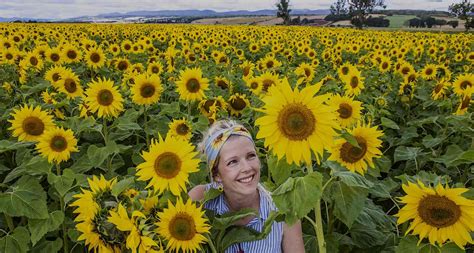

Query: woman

[189,120,305,253]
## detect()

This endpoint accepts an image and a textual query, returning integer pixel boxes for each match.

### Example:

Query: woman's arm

[282,220,305,253]
[188,184,206,202]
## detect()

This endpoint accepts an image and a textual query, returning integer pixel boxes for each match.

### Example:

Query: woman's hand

[282,220,305,252]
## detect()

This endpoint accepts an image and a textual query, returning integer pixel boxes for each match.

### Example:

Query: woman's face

[215,135,260,196]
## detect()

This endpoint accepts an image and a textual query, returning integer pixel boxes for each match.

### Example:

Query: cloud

[0,0,458,19]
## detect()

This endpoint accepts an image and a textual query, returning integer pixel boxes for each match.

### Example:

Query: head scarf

[204,125,254,181]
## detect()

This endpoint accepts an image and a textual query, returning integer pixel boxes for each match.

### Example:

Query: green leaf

[111,177,135,197]
[431,145,474,167]
[202,188,222,204]
[330,181,368,228]
[272,172,323,225]
[0,140,33,153]
[370,178,398,198]
[29,238,62,253]
[4,156,52,184]
[267,155,295,185]
[340,131,361,148]
[63,116,96,135]
[394,146,426,163]
[332,171,374,189]
[0,227,30,253]
[47,169,75,197]
[396,236,421,253]
[159,102,180,116]
[439,242,465,253]
[0,176,48,219]
[86,142,120,167]
[212,208,257,230]
[28,211,64,245]
[422,135,444,148]
[381,117,400,130]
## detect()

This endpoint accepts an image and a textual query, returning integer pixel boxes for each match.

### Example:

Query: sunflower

[328,94,363,128]
[395,181,474,249]
[338,62,355,81]
[175,67,209,102]
[214,76,231,91]
[58,71,83,99]
[62,44,82,63]
[45,66,69,87]
[85,47,106,69]
[136,135,200,196]
[295,62,315,85]
[255,79,339,165]
[8,104,55,142]
[343,68,365,96]
[46,47,62,64]
[75,217,121,253]
[227,93,250,117]
[432,79,449,100]
[198,97,226,118]
[156,199,210,253]
[420,64,437,80]
[130,73,163,105]
[36,127,78,164]
[452,73,474,97]
[258,71,281,93]
[328,124,383,175]
[84,77,124,118]
[240,60,255,80]
[245,76,263,96]
[168,118,192,141]
[455,95,471,115]
[399,81,416,100]
[114,57,130,72]
[147,61,164,75]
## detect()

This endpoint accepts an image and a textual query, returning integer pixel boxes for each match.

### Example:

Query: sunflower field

[0,23,473,253]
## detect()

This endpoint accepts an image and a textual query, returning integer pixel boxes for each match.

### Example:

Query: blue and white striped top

[204,183,283,253]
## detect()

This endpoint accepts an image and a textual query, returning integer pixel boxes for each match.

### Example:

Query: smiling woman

[189,120,305,253]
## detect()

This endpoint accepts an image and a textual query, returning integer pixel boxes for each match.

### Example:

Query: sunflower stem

[55,164,68,253]
[314,199,326,253]
[102,118,109,146]
[144,105,150,146]
[4,214,14,232]
[205,233,217,253]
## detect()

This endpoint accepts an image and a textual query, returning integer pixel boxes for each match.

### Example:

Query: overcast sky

[0,0,458,19]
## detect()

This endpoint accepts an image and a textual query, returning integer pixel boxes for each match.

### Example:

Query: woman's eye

[227,160,237,166]
[248,153,257,159]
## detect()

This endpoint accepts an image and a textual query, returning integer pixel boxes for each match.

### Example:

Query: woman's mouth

[237,174,254,183]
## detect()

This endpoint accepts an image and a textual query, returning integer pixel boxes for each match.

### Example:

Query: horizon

[0,0,458,20]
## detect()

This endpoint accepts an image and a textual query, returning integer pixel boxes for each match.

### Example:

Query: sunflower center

[277,103,316,141]
[217,80,228,89]
[186,78,200,93]
[337,103,353,119]
[6,53,13,60]
[50,135,68,152]
[266,61,274,69]
[151,66,159,73]
[401,67,410,75]
[460,81,471,90]
[30,57,38,66]
[304,68,311,77]
[460,96,470,110]
[64,78,77,93]
[176,123,189,135]
[250,81,259,89]
[117,61,128,71]
[243,67,250,76]
[22,116,45,136]
[262,79,274,92]
[52,73,60,82]
[341,66,349,75]
[425,68,433,75]
[51,53,59,62]
[90,53,100,63]
[140,83,156,98]
[98,90,114,106]
[434,84,443,94]
[382,62,388,69]
[67,50,77,59]
[230,97,247,111]
[350,76,359,88]
[169,213,196,241]
[418,195,461,228]
[154,152,181,179]
[340,136,367,163]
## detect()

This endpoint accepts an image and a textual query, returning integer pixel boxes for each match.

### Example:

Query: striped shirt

[204,183,283,253]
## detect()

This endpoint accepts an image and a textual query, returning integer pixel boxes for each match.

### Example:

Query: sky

[0,0,459,19]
